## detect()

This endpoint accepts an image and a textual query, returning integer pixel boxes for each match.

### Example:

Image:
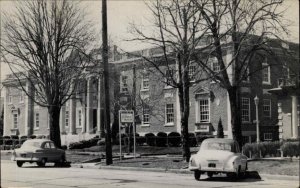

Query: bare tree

[129,0,208,162]
[1,0,94,148]
[192,0,290,147]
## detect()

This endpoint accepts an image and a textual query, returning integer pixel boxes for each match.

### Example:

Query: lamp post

[254,96,260,143]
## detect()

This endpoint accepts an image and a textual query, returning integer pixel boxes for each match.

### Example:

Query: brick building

[2,38,299,145]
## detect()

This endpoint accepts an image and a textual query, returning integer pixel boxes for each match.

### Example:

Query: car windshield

[22,141,42,148]
[201,141,235,152]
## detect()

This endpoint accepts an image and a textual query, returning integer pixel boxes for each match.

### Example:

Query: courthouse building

[2,37,299,145]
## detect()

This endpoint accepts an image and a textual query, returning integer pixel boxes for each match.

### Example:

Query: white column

[69,82,76,134]
[60,106,66,134]
[97,77,101,134]
[176,88,181,133]
[3,87,7,136]
[291,95,298,138]
[227,92,233,139]
[81,91,86,133]
[86,77,93,133]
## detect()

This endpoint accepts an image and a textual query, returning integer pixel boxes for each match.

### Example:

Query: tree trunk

[228,86,243,149]
[48,105,62,148]
[178,85,191,162]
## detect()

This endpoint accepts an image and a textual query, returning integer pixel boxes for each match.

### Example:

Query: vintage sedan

[12,139,66,167]
[189,138,247,180]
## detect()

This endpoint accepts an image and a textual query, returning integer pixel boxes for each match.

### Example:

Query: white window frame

[188,64,196,82]
[120,75,129,93]
[141,74,150,91]
[78,110,82,127]
[264,133,272,141]
[65,111,69,127]
[19,90,24,103]
[211,57,220,73]
[198,99,210,123]
[165,69,174,88]
[13,113,18,129]
[262,62,271,84]
[142,106,150,126]
[35,113,40,129]
[165,103,174,126]
[8,95,12,104]
[241,98,250,123]
[263,99,271,118]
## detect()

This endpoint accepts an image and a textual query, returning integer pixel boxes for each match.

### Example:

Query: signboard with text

[119,110,134,123]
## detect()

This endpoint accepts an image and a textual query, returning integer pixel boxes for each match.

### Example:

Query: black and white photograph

[0,0,299,187]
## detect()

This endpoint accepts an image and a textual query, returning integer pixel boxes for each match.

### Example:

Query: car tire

[55,155,66,166]
[37,158,47,167]
[16,161,24,167]
[194,170,201,180]
[207,172,213,178]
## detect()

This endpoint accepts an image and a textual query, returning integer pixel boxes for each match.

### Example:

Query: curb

[71,163,299,181]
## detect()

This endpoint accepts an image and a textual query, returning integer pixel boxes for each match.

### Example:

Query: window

[211,58,220,72]
[262,62,270,84]
[13,114,18,128]
[264,133,272,141]
[8,95,12,104]
[49,142,56,149]
[242,67,250,82]
[142,74,149,90]
[165,103,174,124]
[199,99,210,122]
[120,75,128,93]
[35,113,40,129]
[142,106,150,124]
[19,91,24,103]
[44,142,51,149]
[263,99,271,118]
[188,65,196,81]
[65,111,69,127]
[78,110,82,127]
[165,70,174,87]
[241,98,250,122]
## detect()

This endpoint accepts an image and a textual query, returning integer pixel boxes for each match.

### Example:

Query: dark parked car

[12,139,66,167]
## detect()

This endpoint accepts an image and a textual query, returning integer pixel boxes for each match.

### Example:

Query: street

[1,160,298,188]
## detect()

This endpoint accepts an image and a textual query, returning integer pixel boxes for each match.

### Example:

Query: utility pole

[102,0,112,165]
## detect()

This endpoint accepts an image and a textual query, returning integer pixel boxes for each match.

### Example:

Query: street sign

[120,110,134,123]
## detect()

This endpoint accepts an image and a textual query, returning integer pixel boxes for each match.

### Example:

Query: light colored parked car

[189,138,247,180]
[12,139,66,167]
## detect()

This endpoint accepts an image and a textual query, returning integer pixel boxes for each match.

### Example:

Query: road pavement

[1,160,299,188]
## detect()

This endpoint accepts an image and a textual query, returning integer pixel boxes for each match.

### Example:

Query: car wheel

[207,172,213,178]
[16,161,24,167]
[55,155,66,166]
[37,158,47,167]
[194,170,201,180]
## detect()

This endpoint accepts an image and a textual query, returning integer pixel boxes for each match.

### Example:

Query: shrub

[217,118,224,138]
[281,142,300,157]
[188,133,198,147]
[156,132,167,147]
[242,141,281,158]
[168,132,181,147]
[61,145,68,150]
[29,135,36,139]
[145,133,156,146]
[136,136,146,146]
[115,133,128,145]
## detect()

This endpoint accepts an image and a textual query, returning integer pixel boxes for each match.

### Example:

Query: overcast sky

[0,0,299,81]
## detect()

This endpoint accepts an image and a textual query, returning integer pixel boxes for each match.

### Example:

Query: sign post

[119,110,135,160]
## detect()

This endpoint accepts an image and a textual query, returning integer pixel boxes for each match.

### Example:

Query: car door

[49,142,60,161]
[42,142,53,161]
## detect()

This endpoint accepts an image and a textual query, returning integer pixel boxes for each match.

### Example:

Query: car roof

[202,138,236,144]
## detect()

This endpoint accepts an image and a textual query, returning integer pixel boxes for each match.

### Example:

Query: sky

[0,0,299,81]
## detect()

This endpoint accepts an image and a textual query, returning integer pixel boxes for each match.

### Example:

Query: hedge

[69,137,101,149]
[242,141,281,158]
[145,133,156,146]
[281,142,300,157]
[156,132,167,147]
[168,132,181,147]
